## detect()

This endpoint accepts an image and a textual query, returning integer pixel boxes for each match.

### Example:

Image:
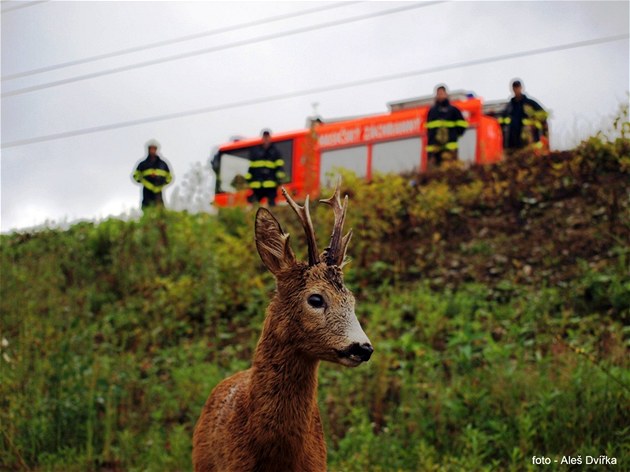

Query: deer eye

[307,294,325,308]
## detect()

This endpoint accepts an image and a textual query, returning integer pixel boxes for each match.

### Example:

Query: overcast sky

[1,0,628,232]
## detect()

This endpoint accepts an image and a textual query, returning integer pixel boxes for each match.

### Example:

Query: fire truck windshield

[213,139,295,194]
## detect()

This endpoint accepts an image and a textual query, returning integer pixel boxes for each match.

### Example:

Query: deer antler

[281,188,320,266]
[319,178,351,266]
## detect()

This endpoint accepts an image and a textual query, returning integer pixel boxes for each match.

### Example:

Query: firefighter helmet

[146,139,160,150]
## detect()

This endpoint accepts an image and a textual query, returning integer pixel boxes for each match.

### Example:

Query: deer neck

[249,308,320,441]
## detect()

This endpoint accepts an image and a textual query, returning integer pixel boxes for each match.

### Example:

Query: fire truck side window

[320,146,368,185]
[372,138,422,174]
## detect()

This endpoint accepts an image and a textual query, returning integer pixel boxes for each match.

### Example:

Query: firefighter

[245,130,286,207]
[132,140,173,209]
[499,80,548,151]
[426,85,468,168]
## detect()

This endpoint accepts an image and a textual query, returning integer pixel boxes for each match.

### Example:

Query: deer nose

[349,342,374,362]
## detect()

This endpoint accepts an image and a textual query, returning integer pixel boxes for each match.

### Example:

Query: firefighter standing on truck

[499,80,548,152]
[245,129,286,207]
[426,85,468,168]
[132,140,173,210]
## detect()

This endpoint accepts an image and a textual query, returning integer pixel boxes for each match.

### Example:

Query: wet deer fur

[192,182,373,472]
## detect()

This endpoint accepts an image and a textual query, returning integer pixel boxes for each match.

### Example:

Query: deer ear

[255,208,296,275]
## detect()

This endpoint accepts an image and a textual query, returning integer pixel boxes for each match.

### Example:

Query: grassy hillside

[1,132,629,471]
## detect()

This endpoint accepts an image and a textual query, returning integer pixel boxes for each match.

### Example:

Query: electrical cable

[2,33,627,149]
[1,0,47,14]
[1,2,446,98]
[1,1,362,81]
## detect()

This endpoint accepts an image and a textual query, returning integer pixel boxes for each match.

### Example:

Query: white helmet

[146,139,160,150]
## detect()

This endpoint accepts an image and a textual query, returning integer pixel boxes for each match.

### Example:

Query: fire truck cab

[212,91,505,207]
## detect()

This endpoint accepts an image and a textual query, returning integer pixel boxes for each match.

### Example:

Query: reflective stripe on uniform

[274,159,284,167]
[498,117,511,125]
[532,110,549,121]
[141,168,170,177]
[249,180,278,189]
[138,168,172,184]
[244,172,252,180]
[250,180,278,189]
[427,142,459,152]
[522,118,543,130]
[426,119,468,129]
[141,179,164,193]
[276,171,287,180]
[249,160,277,168]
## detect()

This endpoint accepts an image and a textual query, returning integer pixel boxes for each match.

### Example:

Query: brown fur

[193,199,372,472]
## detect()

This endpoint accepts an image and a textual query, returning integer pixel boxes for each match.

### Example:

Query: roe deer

[192,182,373,472]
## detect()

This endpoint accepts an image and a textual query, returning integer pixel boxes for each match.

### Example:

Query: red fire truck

[212,92,506,207]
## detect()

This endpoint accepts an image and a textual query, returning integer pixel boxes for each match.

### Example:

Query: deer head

[254,181,373,367]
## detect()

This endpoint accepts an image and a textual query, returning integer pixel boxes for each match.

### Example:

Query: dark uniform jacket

[245,144,286,189]
[426,99,468,152]
[133,155,172,206]
[500,94,548,149]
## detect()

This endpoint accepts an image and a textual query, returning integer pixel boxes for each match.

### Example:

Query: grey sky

[1,1,628,232]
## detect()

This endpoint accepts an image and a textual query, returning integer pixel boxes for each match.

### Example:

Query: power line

[2,33,627,149]
[1,0,47,14]
[1,1,361,81]
[1,1,446,98]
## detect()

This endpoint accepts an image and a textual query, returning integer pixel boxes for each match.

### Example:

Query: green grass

[1,212,628,471]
